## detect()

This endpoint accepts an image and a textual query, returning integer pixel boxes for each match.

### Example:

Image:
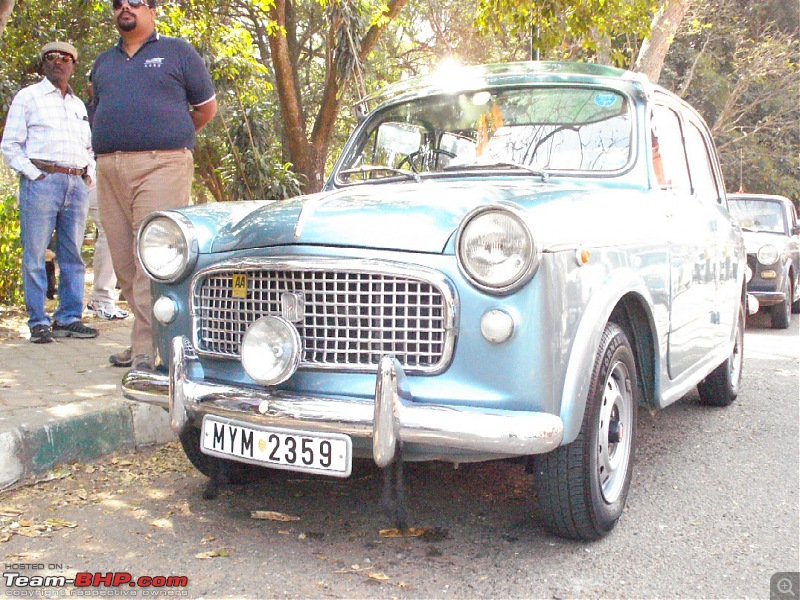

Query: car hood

[175,179,644,255]
[741,230,789,255]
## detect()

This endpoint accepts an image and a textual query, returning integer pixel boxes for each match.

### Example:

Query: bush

[0,193,23,306]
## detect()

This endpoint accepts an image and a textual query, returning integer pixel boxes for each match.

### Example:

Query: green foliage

[662,0,800,202]
[0,192,22,306]
[474,0,657,67]
[0,0,113,117]
[218,101,306,200]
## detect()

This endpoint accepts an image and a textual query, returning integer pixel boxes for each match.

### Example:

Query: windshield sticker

[593,92,618,108]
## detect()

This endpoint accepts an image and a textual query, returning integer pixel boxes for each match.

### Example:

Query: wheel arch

[559,279,659,445]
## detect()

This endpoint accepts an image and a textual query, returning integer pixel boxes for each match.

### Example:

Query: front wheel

[771,277,792,329]
[532,322,638,540]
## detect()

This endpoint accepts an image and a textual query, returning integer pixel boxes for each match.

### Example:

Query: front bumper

[122,336,564,468]
[748,290,784,307]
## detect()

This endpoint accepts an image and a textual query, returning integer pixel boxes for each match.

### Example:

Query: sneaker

[109,346,133,368]
[51,321,99,339]
[87,301,129,320]
[30,324,53,344]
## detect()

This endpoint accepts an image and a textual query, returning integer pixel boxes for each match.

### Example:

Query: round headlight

[757,244,779,266]
[138,214,196,282]
[241,316,301,386]
[456,206,537,294]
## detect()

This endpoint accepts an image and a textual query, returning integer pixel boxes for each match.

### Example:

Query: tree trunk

[634,0,692,83]
[0,0,15,38]
[269,0,409,194]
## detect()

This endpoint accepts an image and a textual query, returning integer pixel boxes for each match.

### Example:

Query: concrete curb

[0,399,174,490]
[0,319,174,491]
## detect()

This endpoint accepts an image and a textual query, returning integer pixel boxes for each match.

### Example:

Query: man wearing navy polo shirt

[91,0,217,370]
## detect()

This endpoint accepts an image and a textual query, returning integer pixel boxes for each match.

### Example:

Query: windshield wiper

[338,165,420,183]
[442,161,549,182]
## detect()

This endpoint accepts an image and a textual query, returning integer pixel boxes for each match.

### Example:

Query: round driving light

[138,216,192,281]
[480,309,515,343]
[757,244,779,266]
[153,296,178,325]
[241,316,301,386]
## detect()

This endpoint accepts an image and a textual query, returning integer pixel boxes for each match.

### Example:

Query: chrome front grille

[192,259,456,373]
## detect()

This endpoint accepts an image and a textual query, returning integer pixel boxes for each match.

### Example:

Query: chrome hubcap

[597,360,633,504]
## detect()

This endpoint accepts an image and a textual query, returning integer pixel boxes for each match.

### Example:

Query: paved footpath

[0,318,173,490]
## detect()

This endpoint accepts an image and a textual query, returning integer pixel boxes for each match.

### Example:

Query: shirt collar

[40,77,75,98]
[114,30,160,53]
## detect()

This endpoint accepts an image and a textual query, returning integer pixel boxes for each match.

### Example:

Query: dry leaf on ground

[44,518,77,528]
[378,527,427,538]
[195,550,229,559]
[251,510,300,522]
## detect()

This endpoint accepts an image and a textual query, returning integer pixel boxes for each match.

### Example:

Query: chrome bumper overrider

[122,336,564,468]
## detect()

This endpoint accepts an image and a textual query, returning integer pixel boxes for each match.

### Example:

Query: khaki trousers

[96,149,194,360]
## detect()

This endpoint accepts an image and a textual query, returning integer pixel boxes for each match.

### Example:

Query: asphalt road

[1,312,797,599]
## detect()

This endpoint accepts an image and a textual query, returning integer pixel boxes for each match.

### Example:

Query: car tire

[791,276,800,314]
[532,322,637,540]
[178,424,269,484]
[771,277,791,329]
[698,306,744,406]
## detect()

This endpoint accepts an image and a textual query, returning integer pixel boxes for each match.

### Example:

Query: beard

[116,12,137,32]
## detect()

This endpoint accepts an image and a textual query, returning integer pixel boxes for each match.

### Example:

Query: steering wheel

[398,148,457,172]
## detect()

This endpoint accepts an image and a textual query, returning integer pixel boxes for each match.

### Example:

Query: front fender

[558,269,658,445]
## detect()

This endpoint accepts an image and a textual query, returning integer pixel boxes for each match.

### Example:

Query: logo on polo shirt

[144,57,165,68]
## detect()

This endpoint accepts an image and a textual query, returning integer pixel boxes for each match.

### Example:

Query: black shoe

[51,321,99,339]
[30,324,53,344]
[109,346,133,367]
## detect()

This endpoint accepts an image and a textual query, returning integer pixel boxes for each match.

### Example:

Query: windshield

[729,199,787,234]
[336,86,632,184]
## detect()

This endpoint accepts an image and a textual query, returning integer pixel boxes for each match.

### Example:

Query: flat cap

[40,41,78,62]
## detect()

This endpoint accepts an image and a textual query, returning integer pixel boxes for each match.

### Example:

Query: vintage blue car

[727,193,800,329]
[123,61,747,540]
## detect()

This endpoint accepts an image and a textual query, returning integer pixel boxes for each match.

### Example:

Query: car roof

[353,61,654,118]
[728,193,792,203]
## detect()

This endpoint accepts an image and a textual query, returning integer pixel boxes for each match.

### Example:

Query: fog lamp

[241,316,301,386]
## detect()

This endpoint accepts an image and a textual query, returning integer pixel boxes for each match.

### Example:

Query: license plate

[200,416,352,477]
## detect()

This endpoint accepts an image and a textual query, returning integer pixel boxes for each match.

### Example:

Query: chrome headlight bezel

[455,204,540,295]
[137,212,198,283]
[756,244,779,266]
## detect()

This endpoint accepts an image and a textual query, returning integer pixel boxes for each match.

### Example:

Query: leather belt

[30,159,87,177]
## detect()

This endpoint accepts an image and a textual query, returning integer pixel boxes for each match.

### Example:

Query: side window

[684,121,721,202]
[650,105,691,193]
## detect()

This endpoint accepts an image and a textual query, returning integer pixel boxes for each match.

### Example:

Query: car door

[682,116,740,347]
[650,102,717,378]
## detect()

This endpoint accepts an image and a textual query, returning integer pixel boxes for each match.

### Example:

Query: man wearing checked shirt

[1,41,99,344]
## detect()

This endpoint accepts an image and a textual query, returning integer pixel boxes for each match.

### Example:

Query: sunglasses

[112,0,151,9]
[43,52,75,64]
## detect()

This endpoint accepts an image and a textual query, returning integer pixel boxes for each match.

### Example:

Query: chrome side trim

[122,336,565,464]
